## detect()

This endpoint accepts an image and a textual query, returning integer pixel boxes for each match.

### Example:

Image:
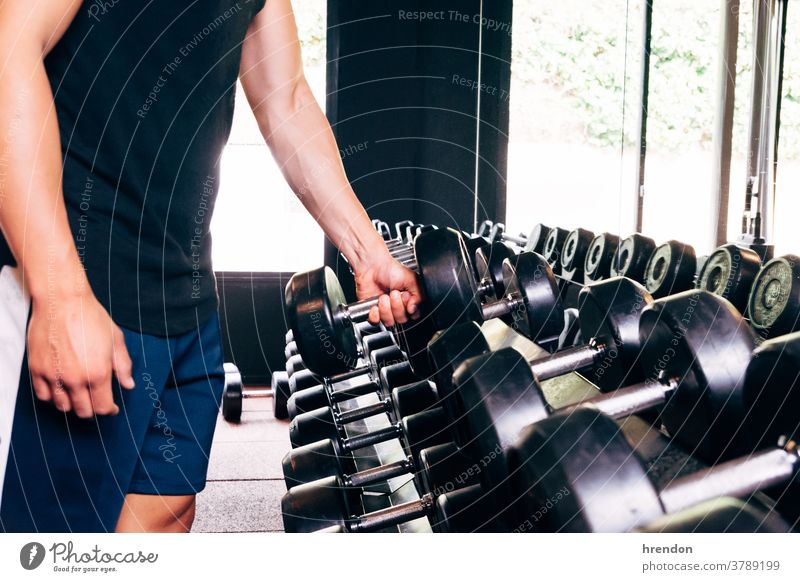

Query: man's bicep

[0,0,82,54]
[239,0,305,114]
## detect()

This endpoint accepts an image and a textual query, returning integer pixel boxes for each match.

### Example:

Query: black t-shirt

[45,0,266,336]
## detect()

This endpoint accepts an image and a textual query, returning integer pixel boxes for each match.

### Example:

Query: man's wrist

[343,227,391,273]
[27,256,91,306]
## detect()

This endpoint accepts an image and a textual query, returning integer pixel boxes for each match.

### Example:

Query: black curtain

[325,1,512,296]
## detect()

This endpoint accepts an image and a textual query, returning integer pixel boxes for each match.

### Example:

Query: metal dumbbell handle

[658,441,800,516]
[559,376,679,419]
[240,386,275,399]
[342,290,521,328]
[528,339,609,381]
[501,232,528,246]
[348,493,436,533]
[342,456,415,488]
[334,398,392,424]
[489,222,527,247]
[341,422,404,452]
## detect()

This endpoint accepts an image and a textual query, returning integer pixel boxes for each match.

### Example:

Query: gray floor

[193,392,289,533]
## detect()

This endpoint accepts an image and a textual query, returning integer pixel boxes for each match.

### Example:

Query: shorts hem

[127,480,207,496]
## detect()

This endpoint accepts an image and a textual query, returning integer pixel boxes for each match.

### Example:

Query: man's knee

[116,493,196,533]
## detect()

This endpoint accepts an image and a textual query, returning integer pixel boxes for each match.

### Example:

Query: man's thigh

[0,313,224,532]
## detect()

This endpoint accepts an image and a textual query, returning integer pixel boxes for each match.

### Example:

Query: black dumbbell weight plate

[610,234,656,282]
[283,438,350,488]
[523,224,551,255]
[644,240,697,298]
[696,244,761,313]
[577,277,653,390]
[272,370,290,420]
[637,291,755,462]
[584,233,620,282]
[510,407,664,532]
[455,348,550,505]
[416,228,482,327]
[221,364,244,423]
[560,228,594,273]
[282,475,355,533]
[542,227,569,273]
[502,252,563,342]
[474,242,515,301]
[741,334,800,454]
[748,255,800,338]
[285,267,358,377]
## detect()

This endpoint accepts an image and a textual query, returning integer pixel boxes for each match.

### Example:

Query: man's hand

[354,254,423,327]
[27,293,135,417]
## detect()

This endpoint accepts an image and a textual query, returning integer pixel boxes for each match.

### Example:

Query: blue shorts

[0,313,225,532]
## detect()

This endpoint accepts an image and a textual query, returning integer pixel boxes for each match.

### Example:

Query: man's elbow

[254,76,318,139]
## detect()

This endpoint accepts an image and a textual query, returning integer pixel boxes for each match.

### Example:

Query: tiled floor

[193,391,289,533]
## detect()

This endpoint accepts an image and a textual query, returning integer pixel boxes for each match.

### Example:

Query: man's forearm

[0,49,88,303]
[255,78,389,272]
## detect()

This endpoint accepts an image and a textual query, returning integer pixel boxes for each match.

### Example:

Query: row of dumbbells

[275,225,800,532]
[278,282,798,532]
[375,218,800,341]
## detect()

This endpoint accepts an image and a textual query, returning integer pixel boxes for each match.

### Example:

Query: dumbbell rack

[335,318,783,531]
[336,396,430,532]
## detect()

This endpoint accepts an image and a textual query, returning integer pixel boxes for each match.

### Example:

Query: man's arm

[239,0,421,326]
[0,1,133,416]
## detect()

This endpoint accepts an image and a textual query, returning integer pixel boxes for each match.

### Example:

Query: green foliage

[510,0,800,159]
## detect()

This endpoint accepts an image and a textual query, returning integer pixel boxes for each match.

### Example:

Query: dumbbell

[288,374,440,448]
[610,233,657,283]
[748,254,800,338]
[453,288,760,469]
[283,475,503,533]
[286,228,559,378]
[221,364,291,422]
[695,243,761,313]
[509,405,799,532]
[644,239,697,297]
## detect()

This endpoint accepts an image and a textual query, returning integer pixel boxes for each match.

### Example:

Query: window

[774,3,800,254]
[641,0,721,254]
[211,1,327,272]
[507,0,645,239]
